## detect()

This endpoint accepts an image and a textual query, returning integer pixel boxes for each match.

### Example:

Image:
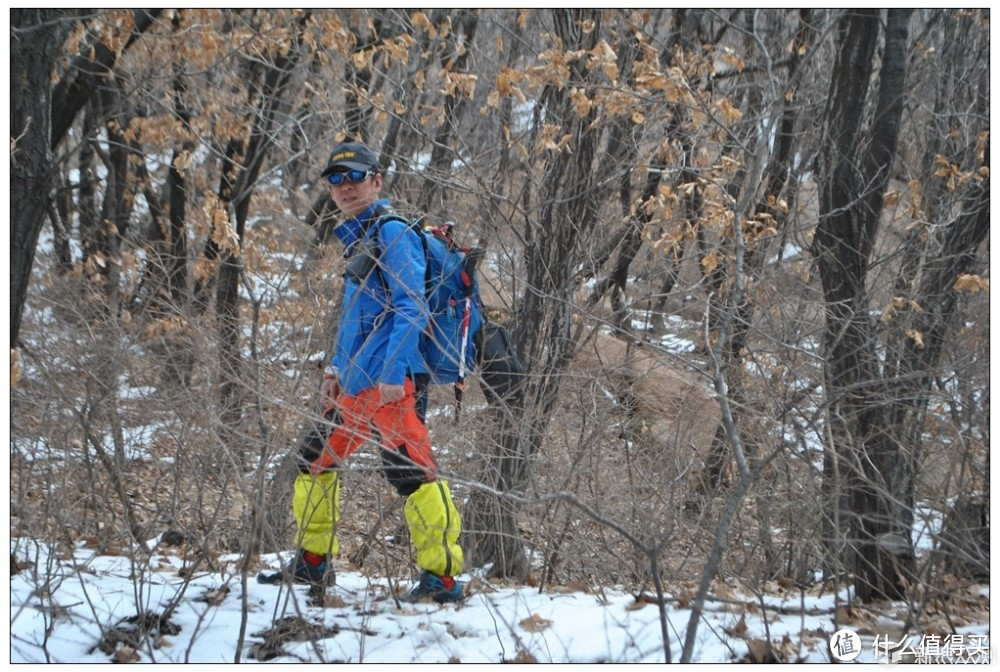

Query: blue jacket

[330,200,429,396]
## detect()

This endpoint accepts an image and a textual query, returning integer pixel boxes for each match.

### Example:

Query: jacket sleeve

[376,219,428,386]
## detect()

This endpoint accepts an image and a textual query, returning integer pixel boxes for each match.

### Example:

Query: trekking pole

[454,247,483,424]
[454,297,471,424]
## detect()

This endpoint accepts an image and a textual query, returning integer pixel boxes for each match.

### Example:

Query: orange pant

[313,378,437,481]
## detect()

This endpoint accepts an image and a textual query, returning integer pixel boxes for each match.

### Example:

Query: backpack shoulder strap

[372,204,421,234]
[369,204,431,295]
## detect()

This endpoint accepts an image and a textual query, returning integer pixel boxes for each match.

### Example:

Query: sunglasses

[327,169,374,186]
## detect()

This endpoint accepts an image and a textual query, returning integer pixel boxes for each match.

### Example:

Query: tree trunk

[814,9,915,601]
[214,10,308,440]
[463,400,534,580]
[10,10,83,346]
[465,8,604,578]
[700,9,816,496]
[419,10,478,214]
[50,10,162,149]
[938,495,989,581]
[11,10,160,346]
[585,24,658,329]
[378,9,448,197]
[343,13,381,142]
[165,32,193,312]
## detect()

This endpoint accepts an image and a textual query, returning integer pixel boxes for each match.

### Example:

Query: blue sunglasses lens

[327,169,370,186]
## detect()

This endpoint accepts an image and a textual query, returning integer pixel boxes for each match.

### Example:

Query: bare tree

[465,9,623,578]
[810,8,987,601]
[11,9,160,346]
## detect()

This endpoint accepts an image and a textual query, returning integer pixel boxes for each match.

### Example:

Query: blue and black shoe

[258,550,333,587]
[404,570,463,603]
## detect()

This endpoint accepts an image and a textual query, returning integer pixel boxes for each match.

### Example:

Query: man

[261,142,464,603]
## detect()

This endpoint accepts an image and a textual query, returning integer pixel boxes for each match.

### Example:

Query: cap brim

[321,161,373,177]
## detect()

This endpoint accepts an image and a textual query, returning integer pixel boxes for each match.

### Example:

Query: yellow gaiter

[292,471,340,557]
[404,480,464,576]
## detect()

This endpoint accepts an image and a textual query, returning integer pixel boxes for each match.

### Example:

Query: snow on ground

[9,538,989,665]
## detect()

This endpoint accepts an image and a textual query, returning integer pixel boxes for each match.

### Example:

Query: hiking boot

[403,570,463,603]
[257,550,334,587]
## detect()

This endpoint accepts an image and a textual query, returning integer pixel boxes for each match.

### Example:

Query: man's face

[328,169,382,219]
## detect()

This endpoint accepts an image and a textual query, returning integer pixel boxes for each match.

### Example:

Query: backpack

[372,206,524,418]
[369,209,484,405]
[415,222,486,387]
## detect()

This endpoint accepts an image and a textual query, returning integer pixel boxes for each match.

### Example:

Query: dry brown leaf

[835,605,854,623]
[712,580,735,600]
[113,645,140,663]
[954,273,989,293]
[510,649,537,664]
[11,554,32,574]
[745,638,774,663]
[323,594,347,608]
[519,613,552,633]
[779,634,797,661]
[724,613,748,636]
[627,594,657,611]
[10,349,20,388]
[905,328,926,349]
[197,586,230,606]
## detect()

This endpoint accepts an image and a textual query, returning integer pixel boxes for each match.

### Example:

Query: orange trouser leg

[370,378,438,477]
[320,378,437,479]
[312,389,373,473]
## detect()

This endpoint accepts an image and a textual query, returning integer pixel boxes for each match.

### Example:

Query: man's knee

[381,446,431,497]
[297,428,327,473]
[296,408,342,473]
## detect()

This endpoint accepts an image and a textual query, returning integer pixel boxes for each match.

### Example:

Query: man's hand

[378,382,406,404]
[321,369,341,407]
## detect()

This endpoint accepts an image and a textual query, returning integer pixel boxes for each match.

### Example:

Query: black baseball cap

[321,142,378,177]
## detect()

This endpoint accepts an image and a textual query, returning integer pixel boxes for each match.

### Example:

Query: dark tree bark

[205,10,309,435]
[653,9,711,314]
[166,79,192,309]
[813,9,915,601]
[465,9,605,579]
[885,138,989,574]
[379,8,450,196]
[343,12,382,142]
[50,10,162,149]
[10,10,84,345]
[584,18,659,328]
[700,9,817,496]
[11,9,161,347]
[140,11,194,317]
[419,10,479,214]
